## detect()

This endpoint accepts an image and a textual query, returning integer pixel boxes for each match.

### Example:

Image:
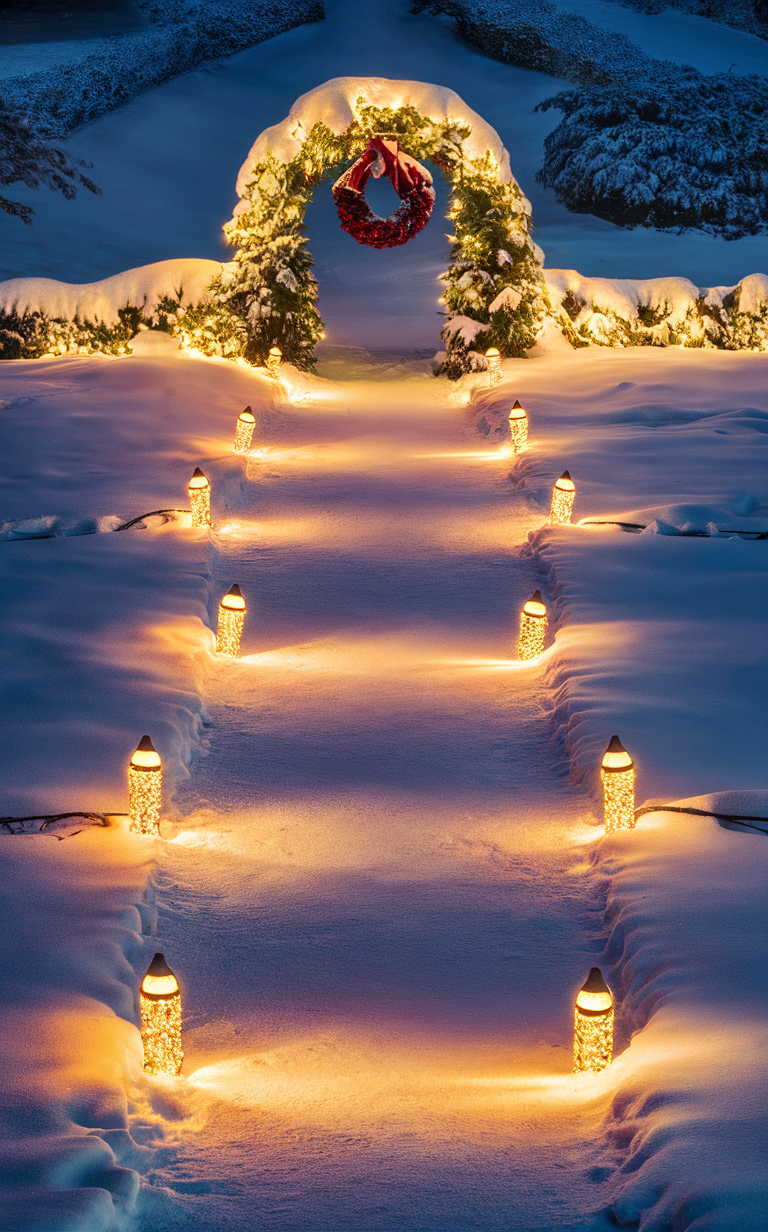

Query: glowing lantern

[233,406,255,453]
[216,583,246,657]
[188,467,211,528]
[266,345,282,379]
[128,736,162,837]
[485,346,502,386]
[509,400,528,452]
[573,967,614,1073]
[517,589,547,660]
[601,735,635,833]
[549,471,575,526]
[140,952,183,1077]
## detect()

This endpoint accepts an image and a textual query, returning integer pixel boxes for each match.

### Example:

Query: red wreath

[332,138,435,249]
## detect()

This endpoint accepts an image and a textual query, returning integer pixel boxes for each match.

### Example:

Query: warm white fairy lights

[549,471,575,526]
[601,736,635,833]
[485,346,502,386]
[216,584,246,657]
[140,952,183,1076]
[234,406,256,453]
[508,399,528,452]
[573,967,614,1073]
[266,346,282,379]
[128,736,162,836]
[188,467,211,528]
[517,589,547,660]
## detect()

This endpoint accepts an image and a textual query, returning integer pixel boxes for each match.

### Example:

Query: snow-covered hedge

[0,259,230,358]
[546,270,768,351]
[609,0,768,40]
[412,0,666,86]
[538,76,768,240]
[2,0,324,137]
[416,0,768,241]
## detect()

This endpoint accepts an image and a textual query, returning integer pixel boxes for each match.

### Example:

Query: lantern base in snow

[549,488,575,526]
[517,611,546,660]
[141,992,183,1076]
[573,1005,614,1073]
[190,488,211,528]
[602,767,636,833]
[128,767,162,836]
[234,414,255,453]
[216,607,245,657]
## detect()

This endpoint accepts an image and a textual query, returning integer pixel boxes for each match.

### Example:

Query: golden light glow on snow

[601,736,635,832]
[549,471,575,526]
[517,590,547,660]
[234,406,256,453]
[188,467,211,527]
[216,584,246,657]
[129,736,162,836]
[140,953,183,1077]
[573,968,614,1073]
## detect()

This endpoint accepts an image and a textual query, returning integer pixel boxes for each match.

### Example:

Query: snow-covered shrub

[605,0,768,40]
[545,270,768,350]
[0,304,152,358]
[0,259,230,359]
[2,0,324,137]
[412,0,663,85]
[416,0,768,243]
[439,152,546,371]
[537,75,768,239]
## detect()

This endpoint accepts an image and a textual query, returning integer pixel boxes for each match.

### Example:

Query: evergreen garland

[213,99,549,375]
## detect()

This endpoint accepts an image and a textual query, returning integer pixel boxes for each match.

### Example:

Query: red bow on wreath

[332,138,435,249]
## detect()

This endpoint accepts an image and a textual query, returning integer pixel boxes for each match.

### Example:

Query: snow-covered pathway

[1,337,766,1229]
[147,365,607,1230]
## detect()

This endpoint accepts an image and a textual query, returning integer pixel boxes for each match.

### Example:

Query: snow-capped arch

[233,76,525,205]
[218,76,547,374]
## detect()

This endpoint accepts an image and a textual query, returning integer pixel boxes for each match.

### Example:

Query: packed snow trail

[144,357,609,1230]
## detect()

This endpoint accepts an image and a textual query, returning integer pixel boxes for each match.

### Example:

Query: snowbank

[545,270,700,325]
[595,792,768,1231]
[545,268,768,349]
[0,259,221,328]
[234,76,524,200]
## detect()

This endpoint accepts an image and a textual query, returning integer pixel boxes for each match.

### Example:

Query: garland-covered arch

[201,77,548,377]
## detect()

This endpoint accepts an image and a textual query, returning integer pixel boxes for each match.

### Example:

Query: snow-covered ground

[1,332,766,1229]
[1,2,767,1230]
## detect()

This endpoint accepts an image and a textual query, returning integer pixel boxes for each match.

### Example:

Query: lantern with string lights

[140,953,183,1076]
[573,967,614,1073]
[485,347,502,386]
[517,590,547,660]
[128,736,162,836]
[549,471,575,526]
[509,400,528,452]
[233,406,256,453]
[216,584,246,657]
[188,467,211,528]
[266,346,282,379]
[601,736,635,833]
